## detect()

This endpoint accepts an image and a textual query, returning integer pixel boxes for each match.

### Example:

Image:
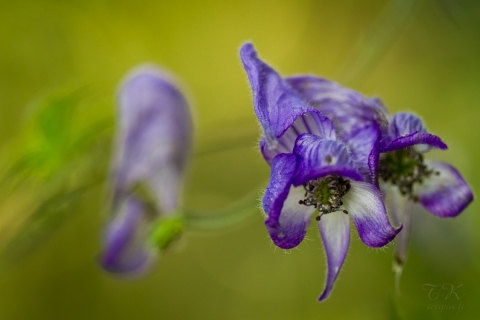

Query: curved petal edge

[343,181,401,247]
[416,161,473,218]
[318,213,350,301]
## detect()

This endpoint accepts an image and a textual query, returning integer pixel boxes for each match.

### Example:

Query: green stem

[182,187,262,230]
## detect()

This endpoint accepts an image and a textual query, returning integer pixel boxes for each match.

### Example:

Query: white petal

[318,212,350,301]
[343,181,400,248]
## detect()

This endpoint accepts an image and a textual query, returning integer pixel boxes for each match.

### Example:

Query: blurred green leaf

[0,183,96,263]
[35,90,81,151]
[0,89,113,262]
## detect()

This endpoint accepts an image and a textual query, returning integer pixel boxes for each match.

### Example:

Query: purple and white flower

[240,43,400,301]
[376,112,473,271]
[284,72,474,274]
[284,76,389,186]
[101,65,193,275]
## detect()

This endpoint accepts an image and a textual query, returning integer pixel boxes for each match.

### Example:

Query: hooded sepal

[285,75,389,140]
[240,43,314,149]
[114,65,193,213]
[379,112,447,153]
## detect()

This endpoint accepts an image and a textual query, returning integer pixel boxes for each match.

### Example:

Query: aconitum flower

[282,76,390,185]
[376,112,473,272]
[282,75,474,275]
[240,43,400,301]
[101,66,193,274]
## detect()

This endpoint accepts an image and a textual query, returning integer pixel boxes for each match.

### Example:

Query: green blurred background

[0,0,479,319]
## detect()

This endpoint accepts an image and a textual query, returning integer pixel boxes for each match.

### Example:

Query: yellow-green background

[0,0,479,319]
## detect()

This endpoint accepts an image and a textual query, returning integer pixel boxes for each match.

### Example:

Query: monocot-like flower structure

[240,43,401,301]
[101,65,193,274]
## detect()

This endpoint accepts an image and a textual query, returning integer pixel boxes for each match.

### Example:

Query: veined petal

[101,196,154,274]
[343,181,401,247]
[380,132,447,153]
[115,66,193,213]
[345,124,381,183]
[292,134,363,186]
[240,43,313,148]
[266,186,316,249]
[318,212,350,301]
[260,111,336,165]
[379,112,447,153]
[286,75,386,181]
[389,112,425,137]
[415,161,473,218]
[263,154,315,249]
[286,75,389,140]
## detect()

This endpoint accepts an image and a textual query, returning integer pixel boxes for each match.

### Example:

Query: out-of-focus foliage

[0,91,112,261]
[0,0,479,319]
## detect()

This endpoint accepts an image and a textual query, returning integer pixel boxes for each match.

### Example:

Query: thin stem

[183,187,262,230]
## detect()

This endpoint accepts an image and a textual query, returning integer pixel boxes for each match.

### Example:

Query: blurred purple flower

[101,66,193,275]
[377,112,473,270]
[240,43,400,301]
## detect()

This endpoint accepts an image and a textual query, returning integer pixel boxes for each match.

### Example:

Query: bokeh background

[0,0,479,319]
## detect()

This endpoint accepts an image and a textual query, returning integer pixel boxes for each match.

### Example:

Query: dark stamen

[298,175,351,217]
[378,148,436,200]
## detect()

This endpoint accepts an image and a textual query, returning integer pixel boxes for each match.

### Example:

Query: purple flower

[101,66,193,275]
[285,76,390,186]
[251,61,388,187]
[287,76,473,268]
[377,112,473,270]
[102,196,153,274]
[240,43,400,301]
[285,72,474,273]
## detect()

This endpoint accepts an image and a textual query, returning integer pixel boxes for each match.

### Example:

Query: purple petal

[286,76,386,183]
[260,111,336,165]
[286,75,389,140]
[240,43,314,148]
[115,65,193,213]
[292,134,363,186]
[380,132,447,153]
[389,112,425,137]
[344,124,381,183]
[263,153,315,249]
[259,138,278,165]
[343,181,401,247]
[368,141,380,188]
[416,161,473,218]
[379,112,447,153]
[101,196,153,274]
[318,212,350,301]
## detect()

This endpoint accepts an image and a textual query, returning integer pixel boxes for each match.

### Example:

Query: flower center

[378,148,438,200]
[299,175,350,221]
